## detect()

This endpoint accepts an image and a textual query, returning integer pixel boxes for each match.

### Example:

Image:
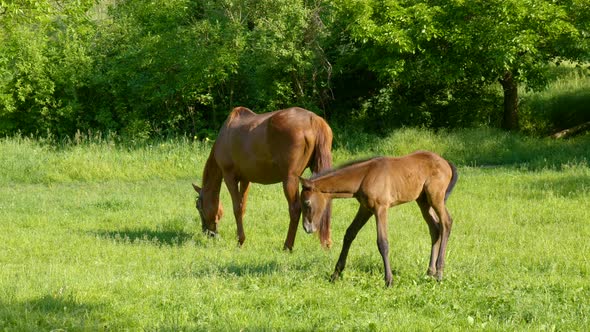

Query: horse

[192,106,333,250]
[299,150,458,287]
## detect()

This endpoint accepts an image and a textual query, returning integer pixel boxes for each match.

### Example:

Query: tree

[329,0,589,130]
[0,0,96,136]
[80,0,333,137]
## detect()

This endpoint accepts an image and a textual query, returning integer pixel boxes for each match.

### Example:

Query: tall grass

[1,129,589,330]
[334,126,590,169]
[520,63,590,135]
[0,133,210,184]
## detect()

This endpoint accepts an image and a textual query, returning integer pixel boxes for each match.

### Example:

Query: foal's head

[299,177,330,234]
[192,183,223,237]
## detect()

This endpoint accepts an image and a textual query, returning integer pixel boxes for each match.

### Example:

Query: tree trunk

[499,71,519,131]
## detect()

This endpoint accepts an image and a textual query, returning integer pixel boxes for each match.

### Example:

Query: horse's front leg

[375,206,393,287]
[282,176,301,251]
[224,176,250,246]
[331,205,372,282]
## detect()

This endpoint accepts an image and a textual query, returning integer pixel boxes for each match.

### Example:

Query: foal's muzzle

[303,218,316,234]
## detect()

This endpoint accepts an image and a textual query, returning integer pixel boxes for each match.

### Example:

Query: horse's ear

[192,183,202,194]
[299,177,314,190]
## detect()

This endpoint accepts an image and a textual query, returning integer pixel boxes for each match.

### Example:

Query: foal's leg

[224,175,250,246]
[282,175,301,251]
[417,196,441,277]
[331,205,372,283]
[375,206,393,287]
[431,202,453,281]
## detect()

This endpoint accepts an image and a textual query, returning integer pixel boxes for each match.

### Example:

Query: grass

[520,62,590,135]
[1,129,589,330]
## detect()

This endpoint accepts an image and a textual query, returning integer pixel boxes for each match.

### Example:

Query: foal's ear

[299,177,314,190]
[192,183,202,194]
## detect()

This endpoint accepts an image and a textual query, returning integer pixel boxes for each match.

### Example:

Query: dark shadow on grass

[93,228,193,246]
[527,174,590,199]
[1,295,103,330]
[173,260,282,279]
[224,260,282,276]
[352,257,401,278]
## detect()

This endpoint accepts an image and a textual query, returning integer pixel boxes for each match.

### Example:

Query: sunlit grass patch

[1,129,589,330]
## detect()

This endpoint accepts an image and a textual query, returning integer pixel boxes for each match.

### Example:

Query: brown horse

[192,106,333,250]
[299,151,458,287]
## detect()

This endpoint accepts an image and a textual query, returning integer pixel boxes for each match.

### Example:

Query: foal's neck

[313,159,373,196]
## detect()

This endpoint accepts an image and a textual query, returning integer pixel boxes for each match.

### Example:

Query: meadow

[1,128,589,331]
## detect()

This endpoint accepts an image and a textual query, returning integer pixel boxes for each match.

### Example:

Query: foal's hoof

[330,272,340,283]
[429,270,443,282]
[426,269,443,282]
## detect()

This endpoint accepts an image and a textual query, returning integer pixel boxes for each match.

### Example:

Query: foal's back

[361,151,453,207]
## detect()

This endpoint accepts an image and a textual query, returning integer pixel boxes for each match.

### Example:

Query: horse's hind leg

[417,196,441,278]
[237,180,251,245]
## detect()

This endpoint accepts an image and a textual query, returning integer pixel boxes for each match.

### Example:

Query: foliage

[1,130,589,330]
[0,0,589,137]
[0,0,96,136]
[520,63,590,135]
[327,0,589,130]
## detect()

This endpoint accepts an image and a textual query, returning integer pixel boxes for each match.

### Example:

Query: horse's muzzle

[203,229,218,238]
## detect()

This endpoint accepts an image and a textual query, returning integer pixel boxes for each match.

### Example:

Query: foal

[299,151,458,287]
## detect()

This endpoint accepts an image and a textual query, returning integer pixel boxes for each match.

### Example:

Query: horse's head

[192,183,223,237]
[299,177,329,234]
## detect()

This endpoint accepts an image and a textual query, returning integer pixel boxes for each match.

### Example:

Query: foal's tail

[445,162,459,202]
[311,119,333,248]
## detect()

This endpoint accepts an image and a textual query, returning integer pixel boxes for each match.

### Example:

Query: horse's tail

[311,119,333,248]
[445,161,459,202]
[310,119,333,174]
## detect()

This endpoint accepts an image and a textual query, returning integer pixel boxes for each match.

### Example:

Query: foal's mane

[310,156,380,180]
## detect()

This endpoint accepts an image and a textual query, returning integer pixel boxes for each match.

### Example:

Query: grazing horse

[192,106,333,250]
[299,151,458,287]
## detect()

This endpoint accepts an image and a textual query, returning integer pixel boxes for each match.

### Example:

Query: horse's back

[215,107,328,183]
[223,106,315,131]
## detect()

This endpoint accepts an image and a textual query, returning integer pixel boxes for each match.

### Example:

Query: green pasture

[1,129,589,330]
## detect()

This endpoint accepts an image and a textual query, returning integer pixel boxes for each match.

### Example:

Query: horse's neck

[202,152,223,199]
[314,162,370,196]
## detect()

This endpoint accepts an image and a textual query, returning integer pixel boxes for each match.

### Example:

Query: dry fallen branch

[550,121,590,139]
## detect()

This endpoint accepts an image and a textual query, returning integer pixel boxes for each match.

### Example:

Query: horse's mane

[310,156,380,180]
